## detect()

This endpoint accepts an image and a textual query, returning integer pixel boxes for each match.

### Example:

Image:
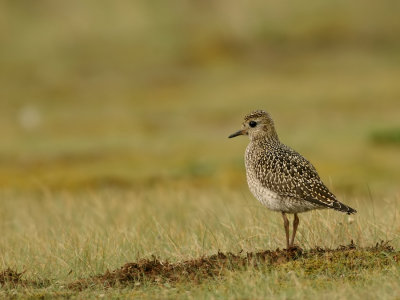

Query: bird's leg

[290,213,299,248]
[281,212,290,249]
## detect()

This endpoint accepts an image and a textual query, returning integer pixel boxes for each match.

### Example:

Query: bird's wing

[254,145,356,214]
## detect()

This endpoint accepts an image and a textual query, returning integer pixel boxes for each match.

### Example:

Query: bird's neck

[250,135,280,151]
[250,127,279,142]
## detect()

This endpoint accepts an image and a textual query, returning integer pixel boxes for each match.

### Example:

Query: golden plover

[229,110,356,249]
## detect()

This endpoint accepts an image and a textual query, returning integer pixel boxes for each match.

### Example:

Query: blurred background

[1,0,399,196]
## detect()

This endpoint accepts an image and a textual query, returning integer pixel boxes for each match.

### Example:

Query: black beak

[228,129,245,138]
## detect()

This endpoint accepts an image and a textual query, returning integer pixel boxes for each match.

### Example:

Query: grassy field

[1,1,400,299]
[1,189,399,298]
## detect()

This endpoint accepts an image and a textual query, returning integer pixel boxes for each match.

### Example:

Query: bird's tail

[333,201,357,215]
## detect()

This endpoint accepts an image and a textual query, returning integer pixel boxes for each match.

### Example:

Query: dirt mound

[69,247,302,290]
[0,268,50,288]
[68,241,398,290]
[0,268,25,286]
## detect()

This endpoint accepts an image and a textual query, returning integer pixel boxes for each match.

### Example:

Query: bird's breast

[245,148,282,211]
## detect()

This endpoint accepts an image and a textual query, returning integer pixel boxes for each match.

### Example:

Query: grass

[0,188,399,298]
[1,0,400,298]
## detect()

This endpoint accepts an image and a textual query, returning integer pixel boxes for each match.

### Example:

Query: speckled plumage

[229,110,356,248]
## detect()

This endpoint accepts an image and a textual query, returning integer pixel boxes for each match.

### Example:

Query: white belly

[246,173,319,213]
[247,179,284,211]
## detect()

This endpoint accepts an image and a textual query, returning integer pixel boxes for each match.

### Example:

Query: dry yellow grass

[0,188,399,298]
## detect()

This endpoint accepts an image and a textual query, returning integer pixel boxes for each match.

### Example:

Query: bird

[228,110,356,249]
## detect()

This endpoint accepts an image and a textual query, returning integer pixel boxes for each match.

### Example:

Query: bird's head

[228,110,279,141]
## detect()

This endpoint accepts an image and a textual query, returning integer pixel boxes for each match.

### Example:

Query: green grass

[1,0,400,298]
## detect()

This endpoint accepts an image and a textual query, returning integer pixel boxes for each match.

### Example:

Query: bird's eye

[249,121,257,128]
